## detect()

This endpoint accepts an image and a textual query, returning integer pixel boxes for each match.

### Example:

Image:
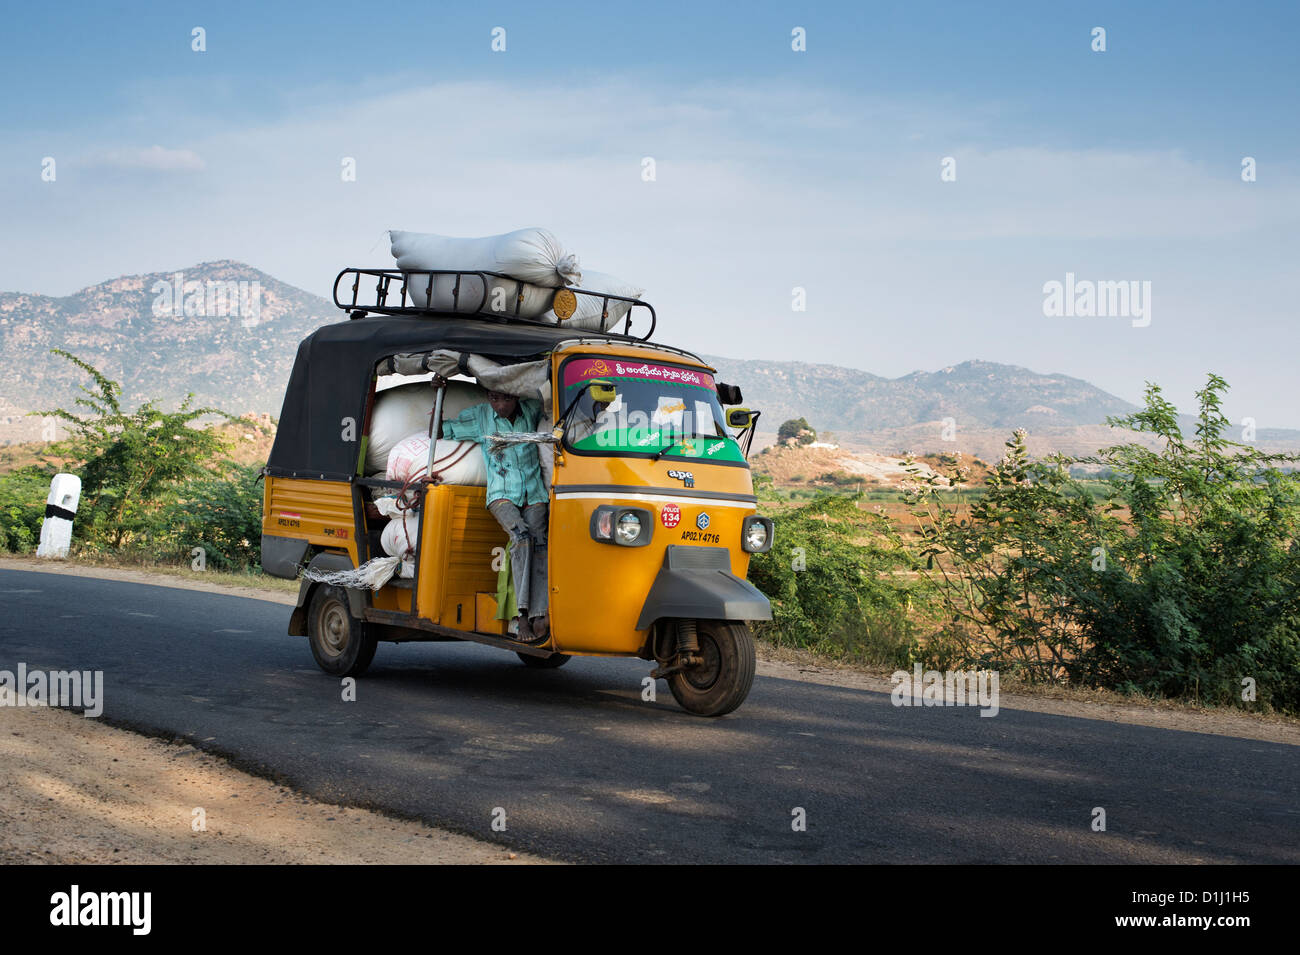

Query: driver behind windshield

[566,398,612,444]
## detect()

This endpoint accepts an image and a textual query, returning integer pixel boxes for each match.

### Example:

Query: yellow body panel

[475,593,506,635]
[262,477,358,566]
[370,587,413,613]
[546,494,754,654]
[411,484,506,629]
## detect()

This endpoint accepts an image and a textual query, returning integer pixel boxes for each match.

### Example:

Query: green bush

[36,349,234,551]
[0,466,57,553]
[1081,375,1300,710]
[748,491,923,667]
[910,430,1111,683]
[3,350,267,572]
[910,375,1300,713]
[777,417,816,445]
[163,463,264,571]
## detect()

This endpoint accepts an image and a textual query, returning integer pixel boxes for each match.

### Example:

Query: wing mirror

[727,407,755,429]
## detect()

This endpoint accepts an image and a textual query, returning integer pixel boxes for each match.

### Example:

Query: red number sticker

[661,503,681,528]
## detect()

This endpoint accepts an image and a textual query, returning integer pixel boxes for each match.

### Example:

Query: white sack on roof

[406,272,558,318]
[391,228,580,318]
[365,380,484,475]
[544,269,645,332]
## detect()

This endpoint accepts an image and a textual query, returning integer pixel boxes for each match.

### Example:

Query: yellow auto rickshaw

[260,267,773,716]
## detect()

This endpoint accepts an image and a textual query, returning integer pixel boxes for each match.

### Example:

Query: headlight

[742,516,774,553]
[616,513,642,544]
[589,506,653,547]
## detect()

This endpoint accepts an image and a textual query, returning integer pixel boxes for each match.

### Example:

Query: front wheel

[307,584,377,677]
[667,620,755,717]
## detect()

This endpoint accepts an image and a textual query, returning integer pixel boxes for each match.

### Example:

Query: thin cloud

[89,145,206,172]
[2,75,1295,425]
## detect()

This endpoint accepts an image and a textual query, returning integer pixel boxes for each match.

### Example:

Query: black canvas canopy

[266,315,628,480]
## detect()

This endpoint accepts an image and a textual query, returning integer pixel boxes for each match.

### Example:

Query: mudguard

[635,545,772,630]
[261,533,310,580]
[288,552,367,635]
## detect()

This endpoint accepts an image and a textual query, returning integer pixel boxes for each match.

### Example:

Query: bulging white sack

[391,228,580,317]
[386,433,488,487]
[366,381,484,475]
[381,512,422,559]
[390,228,580,286]
[545,269,645,331]
[405,272,557,318]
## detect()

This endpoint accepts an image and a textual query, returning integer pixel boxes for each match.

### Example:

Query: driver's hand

[430,374,449,388]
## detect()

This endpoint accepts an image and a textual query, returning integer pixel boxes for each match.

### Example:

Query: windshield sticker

[652,396,687,429]
[569,428,746,462]
[565,357,715,391]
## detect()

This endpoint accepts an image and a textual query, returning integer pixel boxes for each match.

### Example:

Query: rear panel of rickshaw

[263,476,359,566]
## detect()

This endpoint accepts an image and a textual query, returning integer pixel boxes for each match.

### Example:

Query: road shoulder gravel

[0,704,548,865]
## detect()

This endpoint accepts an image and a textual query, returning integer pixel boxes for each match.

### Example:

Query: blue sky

[3,0,1298,425]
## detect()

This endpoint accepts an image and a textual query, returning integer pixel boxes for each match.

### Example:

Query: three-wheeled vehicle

[261,267,774,716]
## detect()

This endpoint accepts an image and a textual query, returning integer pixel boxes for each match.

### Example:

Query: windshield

[560,356,745,464]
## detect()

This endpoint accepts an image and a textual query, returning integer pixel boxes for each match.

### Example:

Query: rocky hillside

[704,356,1138,431]
[3,263,1296,458]
[0,261,333,417]
[751,443,993,489]
[708,356,1300,458]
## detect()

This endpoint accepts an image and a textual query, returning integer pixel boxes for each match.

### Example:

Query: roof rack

[332,268,657,342]
[553,336,708,367]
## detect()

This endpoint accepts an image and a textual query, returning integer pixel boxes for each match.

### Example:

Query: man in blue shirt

[433,375,550,644]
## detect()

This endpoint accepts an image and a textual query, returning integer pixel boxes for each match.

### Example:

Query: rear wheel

[307,585,377,677]
[517,652,570,669]
[667,620,755,717]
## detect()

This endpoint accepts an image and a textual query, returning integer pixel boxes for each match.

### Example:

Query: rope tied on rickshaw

[485,430,558,457]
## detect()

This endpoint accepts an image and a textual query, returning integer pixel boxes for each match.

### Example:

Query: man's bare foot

[514,615,534,642]
[529,616,550,643]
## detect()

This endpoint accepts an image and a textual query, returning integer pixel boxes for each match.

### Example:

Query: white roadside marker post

[36,473,81,559]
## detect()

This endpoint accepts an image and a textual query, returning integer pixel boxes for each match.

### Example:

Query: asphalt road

[2,567,1296,863]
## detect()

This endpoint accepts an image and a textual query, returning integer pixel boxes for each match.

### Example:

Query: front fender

[635,546,772,630]
[289,552,367,635]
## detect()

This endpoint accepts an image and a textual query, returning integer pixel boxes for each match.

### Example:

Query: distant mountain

[704,357,1300,459]
[1,263,1295,459]
[0,261,332,415]
[703,356,1139,430]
